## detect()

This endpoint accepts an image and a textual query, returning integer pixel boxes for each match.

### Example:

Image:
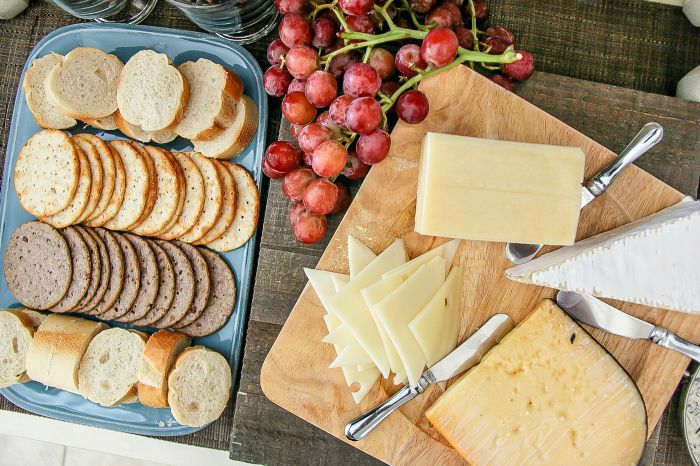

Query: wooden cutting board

[260,65,696,465]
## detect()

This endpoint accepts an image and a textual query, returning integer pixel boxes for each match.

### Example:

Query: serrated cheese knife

[504,122,664,265]
[556,291,700,362]
[344,313,514,441]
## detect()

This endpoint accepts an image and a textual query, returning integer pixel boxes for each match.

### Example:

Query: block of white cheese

[507,198,700,313]
[415,132,585,245]
[425,299,647,466]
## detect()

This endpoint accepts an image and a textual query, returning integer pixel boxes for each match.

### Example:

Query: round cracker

[153,151,186,235]
[179,249,236,337]
[127,142,158,229]
[74,134,116,222]
[72,136,103,223]
[177,152,222,243]
[87,228,124,315]
[170,241,210,328]
[194,160,236,245]
[103,140,150,231]
[14,130,79,217]
[117,233,159,322]
[50,226,92,313]
[84,143,125,227]
[130,147,183,236]
[4,221,72,310]
[206,163,259,252]
[97,232,140,321]
[71,226,101,311]
[41,145,91,228]
[125,240,175,326]
[157,153,204,240]
[79,227,112,313]
[150,240,195,329]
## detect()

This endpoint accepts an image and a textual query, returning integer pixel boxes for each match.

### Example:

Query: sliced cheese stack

[425,299,647,466]
[507,198,700,313]
[305,236,463,403]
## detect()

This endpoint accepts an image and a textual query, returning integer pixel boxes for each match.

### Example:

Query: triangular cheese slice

[506,198,700,313]
[341,365,381,405]
[331,275,349,292]
[330,345,373,367]
[374,256,446,386]
[348,236,377,278]
[383,239,460,279]
[409,266,462,367]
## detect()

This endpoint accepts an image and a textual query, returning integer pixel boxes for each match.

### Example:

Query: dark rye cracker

[125,240,175,326]
[151,240,194,329]
[170,241,210,328]
[179,249,235,337]
[4,221,72,310]
[98,233,140,321]
[71,226,101,310]
[87,228,124,315]
[50,227,92,313]
[78,227,111,312]
[118,234,159,322]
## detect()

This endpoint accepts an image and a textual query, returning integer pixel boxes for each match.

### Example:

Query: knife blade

[556,291,700,362]
[345,313,514,441]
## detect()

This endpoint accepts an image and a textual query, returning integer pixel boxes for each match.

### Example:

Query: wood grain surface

[258,65,699,465]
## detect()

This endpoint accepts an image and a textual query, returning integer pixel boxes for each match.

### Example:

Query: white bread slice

[137,330,191,408]
[22,53,76,129]
[82,113,118,131]
[45,47,123,119]
[115,111,177,144]
[0,309,35,388]
[25,314,107,393]
[78,327,146,407]
[117,50,189,132]
[175,59,243,141]
[167,346,231,427]
[192,95,258,159]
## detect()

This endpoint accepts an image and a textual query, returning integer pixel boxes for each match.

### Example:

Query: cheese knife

[556,291,700,362]
[344,313,514,441]
[504,122,664,265]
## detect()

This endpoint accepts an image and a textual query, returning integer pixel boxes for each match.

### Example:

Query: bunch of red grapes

[262,0,534,243]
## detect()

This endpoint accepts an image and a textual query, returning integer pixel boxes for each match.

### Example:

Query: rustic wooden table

[0,1,699,465]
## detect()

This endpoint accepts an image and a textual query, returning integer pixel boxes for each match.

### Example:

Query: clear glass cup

[165,0,279,44]
[49,0,157,23]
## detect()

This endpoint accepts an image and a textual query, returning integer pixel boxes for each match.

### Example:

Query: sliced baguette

[167,346,231,427]
[78,327,146,406]
[175,59,243,141]
[45,47,123,119]
[0,309,35,388]
[137,330,191,408]
[192,95,258,159]
[25,314,107,393]
[114,111,177,144]
[117,50,189,132]
[22,53,77,129]
[13,309,47,329]
[82,113,118,131]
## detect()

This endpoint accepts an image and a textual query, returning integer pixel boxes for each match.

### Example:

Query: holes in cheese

[425,299,647,466]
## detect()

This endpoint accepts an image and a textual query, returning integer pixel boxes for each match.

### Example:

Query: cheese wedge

[409,265,462,367]
[506,198,700,313]
[348,236,377,278]
[415,133,585,245]
[374,256,446,386]
[425,299,647,466]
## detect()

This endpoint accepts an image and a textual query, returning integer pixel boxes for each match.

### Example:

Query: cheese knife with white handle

[344,313,514,441]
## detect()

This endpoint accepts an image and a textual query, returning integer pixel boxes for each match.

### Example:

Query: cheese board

[260,65,698,464]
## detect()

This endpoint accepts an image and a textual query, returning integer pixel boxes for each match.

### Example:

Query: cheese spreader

[344,313,514,441]
[504,122,664,265]
[556,291,700,362]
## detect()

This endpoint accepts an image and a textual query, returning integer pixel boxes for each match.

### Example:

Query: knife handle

[650,327,700,363]
[345,378,429,441]
[587,122,663,196]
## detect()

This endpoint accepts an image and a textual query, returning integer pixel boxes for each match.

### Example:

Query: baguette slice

[78,327,146,407]
[117,50,189,132]
[82,113,118,131]
[137,330,191,408]
[0,309,35,388]
[175,59,243,141]
[45,47,123,119]
[115,111,177,144]
[25,314,107,393]
[192,95,258,159]
[168,346,231,427]
[22,53,77,129]
[13,309,48,329]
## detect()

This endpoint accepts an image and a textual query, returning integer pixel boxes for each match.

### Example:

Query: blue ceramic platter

[0,23,266,436]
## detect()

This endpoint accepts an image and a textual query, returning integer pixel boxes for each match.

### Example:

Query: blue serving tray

[0,23,267,436]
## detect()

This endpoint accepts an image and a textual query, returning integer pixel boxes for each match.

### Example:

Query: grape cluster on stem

[263,0,535,243]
